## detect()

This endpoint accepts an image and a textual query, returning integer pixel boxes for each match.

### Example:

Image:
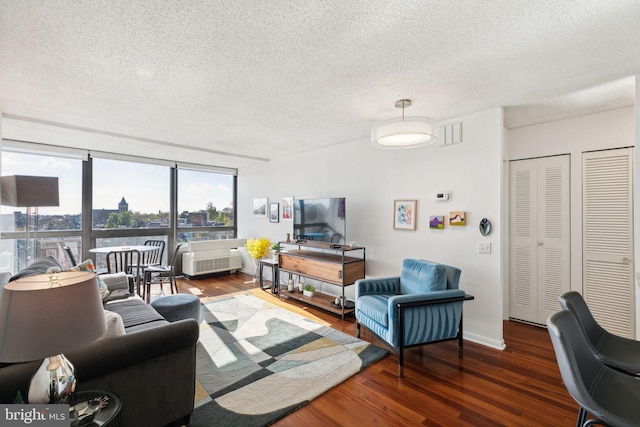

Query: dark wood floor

[174,272,578,427]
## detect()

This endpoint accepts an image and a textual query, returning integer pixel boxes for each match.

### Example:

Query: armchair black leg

[458,311,464,358]
[355,321,360,338]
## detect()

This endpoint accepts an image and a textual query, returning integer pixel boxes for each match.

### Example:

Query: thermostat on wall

[436,192,450,201]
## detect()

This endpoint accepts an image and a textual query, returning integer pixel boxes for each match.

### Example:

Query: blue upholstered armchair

[355,259,472,377]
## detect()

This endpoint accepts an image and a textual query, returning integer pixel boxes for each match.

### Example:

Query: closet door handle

[623,258,631,264]
[537,241,544,246]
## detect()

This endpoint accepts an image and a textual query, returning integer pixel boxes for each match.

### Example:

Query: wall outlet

[478,242,491,254]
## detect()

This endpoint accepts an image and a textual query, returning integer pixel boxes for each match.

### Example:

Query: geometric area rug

[189,293,389,426]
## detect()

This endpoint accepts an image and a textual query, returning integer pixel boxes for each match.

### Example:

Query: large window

[0,149,83,272]
[92,157,170,229]
[177,168,235,241]
[0,144,238,274]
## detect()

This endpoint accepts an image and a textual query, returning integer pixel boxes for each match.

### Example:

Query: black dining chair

[61,244,77,267]
[141,244,182,303]
[547,310,640,427]
[105,249,142,294]
[142,240,165,266]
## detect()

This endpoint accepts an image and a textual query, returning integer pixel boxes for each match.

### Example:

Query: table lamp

[0,175,60,267]
[0,271,106,403]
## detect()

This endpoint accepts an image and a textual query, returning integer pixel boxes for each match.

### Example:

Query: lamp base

[28,354,76,404]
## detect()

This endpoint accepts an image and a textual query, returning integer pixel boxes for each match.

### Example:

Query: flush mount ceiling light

[371,99,438,149]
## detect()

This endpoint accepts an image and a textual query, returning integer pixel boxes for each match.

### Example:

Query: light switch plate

[478,242,491,254]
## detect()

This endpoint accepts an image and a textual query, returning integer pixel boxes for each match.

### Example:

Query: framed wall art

[429,215,445,229]
[281,196,293,221]
[252,198,268,218]
[270,203,280,223]
[449,211,466,226]
[394,199,417,230]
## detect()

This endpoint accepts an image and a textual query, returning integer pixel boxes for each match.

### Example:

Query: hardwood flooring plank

[172,273,579,426]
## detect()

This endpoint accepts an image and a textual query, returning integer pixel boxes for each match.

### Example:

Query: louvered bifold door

[509,158,538,323]
[583,148,634,338]
[537,155,571,323]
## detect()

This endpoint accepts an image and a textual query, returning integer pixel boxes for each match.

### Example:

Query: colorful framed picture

[449,211,466,226]
[394,200,417,230]
[281,197,293,221]
[269,203,279,223]
[252,198,268,218]
[429,215,445,229]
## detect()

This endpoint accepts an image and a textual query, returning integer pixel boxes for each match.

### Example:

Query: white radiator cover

[182,239,245,276]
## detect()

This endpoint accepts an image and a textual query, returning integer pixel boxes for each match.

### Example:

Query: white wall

[507,107,634,299]
[238,107,506,349]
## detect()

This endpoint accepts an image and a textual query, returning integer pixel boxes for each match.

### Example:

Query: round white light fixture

[371,99,438,149]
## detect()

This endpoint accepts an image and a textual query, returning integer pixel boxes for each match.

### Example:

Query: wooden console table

[277,241,365,319]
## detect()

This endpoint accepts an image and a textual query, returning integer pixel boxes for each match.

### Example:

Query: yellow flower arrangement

[246,237,271,260]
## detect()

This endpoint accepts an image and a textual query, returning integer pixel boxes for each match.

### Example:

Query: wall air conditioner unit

[182,239,246,278]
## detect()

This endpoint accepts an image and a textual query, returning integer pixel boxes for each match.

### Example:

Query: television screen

[293,198,346,244]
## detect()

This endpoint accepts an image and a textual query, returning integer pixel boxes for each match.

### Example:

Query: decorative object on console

[0,271,107,403]
[371,99,438,149]
[0,175,60,267]
[271,242,280,260]
[394,199,417,230]
[252,198,268,218]
[449,211,466,226]
[269,202,279,223]
[303,284,315,297]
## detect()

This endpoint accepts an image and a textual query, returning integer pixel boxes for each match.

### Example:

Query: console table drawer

[279,253,364,286]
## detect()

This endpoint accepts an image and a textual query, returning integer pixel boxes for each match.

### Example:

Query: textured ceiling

[0,1,638,168]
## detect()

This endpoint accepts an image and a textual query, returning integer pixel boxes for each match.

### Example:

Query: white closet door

[509,158,538,322]
[583,148,634,338]
[509,155,570,324]
[537,155,571,323]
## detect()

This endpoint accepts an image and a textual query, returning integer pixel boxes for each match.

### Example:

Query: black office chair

[547,310,640,427]
[141,244,182,303]
[559,291,640,374]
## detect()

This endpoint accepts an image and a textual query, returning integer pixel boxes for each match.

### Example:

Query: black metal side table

[69,390,121,427]
[259,258,280,294]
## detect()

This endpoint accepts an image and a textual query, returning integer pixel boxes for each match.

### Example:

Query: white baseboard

[463,331,506,350]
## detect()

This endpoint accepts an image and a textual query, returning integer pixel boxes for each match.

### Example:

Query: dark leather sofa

[0,257,200,427]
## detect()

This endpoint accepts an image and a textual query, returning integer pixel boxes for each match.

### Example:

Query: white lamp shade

[0,271,106,363]
[371,117,438,149]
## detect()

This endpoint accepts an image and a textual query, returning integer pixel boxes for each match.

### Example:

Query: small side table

[70,390,121,427]
[259,258,280,294]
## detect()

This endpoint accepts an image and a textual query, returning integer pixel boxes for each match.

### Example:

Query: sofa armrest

[70,319,199,427]
[68,319,199,378]
[355,276,401,297]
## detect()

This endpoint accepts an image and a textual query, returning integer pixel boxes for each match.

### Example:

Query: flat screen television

[293,197,346,244]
